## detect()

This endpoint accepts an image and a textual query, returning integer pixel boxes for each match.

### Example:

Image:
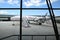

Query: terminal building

[0,14,15,21]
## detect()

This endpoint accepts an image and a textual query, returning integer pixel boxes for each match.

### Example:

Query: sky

[0,0,20,8]
[22,0,60,8]
[0,10,20,15]
[0,0,60,16]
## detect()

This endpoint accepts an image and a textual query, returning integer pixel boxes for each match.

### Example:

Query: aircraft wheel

[39,23,42,25]
[28,21,30,24]
[12,24,15,26]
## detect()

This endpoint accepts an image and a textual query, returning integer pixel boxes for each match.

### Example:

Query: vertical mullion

[20,0,22,40]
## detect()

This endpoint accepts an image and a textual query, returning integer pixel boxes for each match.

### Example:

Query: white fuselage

[11,16,30,27]
[11,15,50,25]
[25,15,50,25]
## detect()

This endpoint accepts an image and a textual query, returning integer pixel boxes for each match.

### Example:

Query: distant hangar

[0,14,15,21]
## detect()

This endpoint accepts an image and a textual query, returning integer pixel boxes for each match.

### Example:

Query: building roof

[0,14,16,17]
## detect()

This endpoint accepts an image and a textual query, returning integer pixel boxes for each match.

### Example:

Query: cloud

[23,0,58,7]
[8,0,19,4]
[24,1,33,7]
[24,0,41,7]
[50,0,58,3]
[0,0,20,6]
[7,0,20,6]
[0,11,8,14]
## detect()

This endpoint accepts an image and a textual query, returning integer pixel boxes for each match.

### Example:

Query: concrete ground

[0,21,60,40]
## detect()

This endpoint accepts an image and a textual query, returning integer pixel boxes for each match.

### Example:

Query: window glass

[0,0,20,8]
[22,10,55,35]
[50,0,60,8]
[0,10,20,39]
[22,0,47,8]
[54,10,60,34]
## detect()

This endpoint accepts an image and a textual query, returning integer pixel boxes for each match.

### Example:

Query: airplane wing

[11,16,20,21]
[11,16,30,27]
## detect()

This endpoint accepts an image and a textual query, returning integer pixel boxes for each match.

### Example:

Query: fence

[0,35,60,40]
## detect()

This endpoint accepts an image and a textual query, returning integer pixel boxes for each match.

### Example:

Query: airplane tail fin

[44,12,48,17]
[44,12,48,21]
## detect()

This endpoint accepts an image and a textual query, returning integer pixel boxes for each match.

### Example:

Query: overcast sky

[0,0,60,16]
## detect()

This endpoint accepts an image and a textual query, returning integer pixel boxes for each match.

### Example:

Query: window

[22,0,60,40]
[0,0,20,8]
[22,0,47,8]
[0,0,60,40]
[0,0,20,40]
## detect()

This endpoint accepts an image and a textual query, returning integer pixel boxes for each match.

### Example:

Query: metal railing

[22,35,60,40]
[0,35,60,40]
[0,35,20,40]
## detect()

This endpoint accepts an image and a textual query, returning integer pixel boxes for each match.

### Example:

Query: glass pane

[22,10,57,40]
[54,10,60,34]
[22,0,48,8]
[22,10,54,35]
[50,0,60,8]
[0,0,20,8]
[0,10,20,40]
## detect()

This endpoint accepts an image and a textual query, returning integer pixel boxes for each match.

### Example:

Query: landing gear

[12,24,15,26]
[39,23,42,25]
[28,21,30,24]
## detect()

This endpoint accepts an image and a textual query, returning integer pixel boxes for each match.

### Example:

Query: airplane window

[0,0,20,8]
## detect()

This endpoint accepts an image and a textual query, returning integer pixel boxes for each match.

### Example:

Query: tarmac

[0,21,60,40]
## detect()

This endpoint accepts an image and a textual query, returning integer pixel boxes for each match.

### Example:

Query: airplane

[11,16,30,27]
[26,13,60,25]
[11,13,60,25]
[25,13,50,25]
[10,13,49,25]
